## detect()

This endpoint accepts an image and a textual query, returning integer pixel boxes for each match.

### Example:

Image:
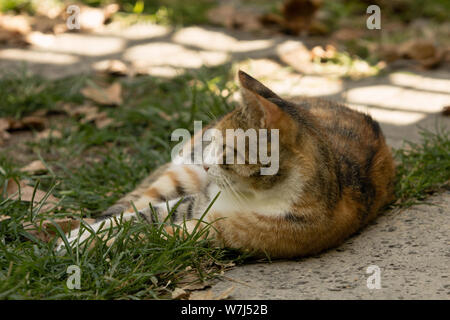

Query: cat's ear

[238,70,283,128]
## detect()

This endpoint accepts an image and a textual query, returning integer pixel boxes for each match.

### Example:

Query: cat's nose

[203,165,209,172]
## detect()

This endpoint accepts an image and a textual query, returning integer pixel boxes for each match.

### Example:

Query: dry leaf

[442,106,450,117]
[94,116,114,129]
[171,288,189,300]
[207,5,261,31]
[20,160,47,174]
[36,128,62,140]
[188,286,235,300]
[399,40,437,61]
[81,82,123,106]
[63,104,98,117]
[261,0,322,35]
[0,215,11,222]
[8,116,47,131]
[0,118,9,132]
[177,271,212,291]
[189,289,214,300]
[5,178,59,212]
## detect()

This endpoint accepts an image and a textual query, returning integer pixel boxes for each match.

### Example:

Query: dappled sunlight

[124,42,228,70]
[172,26,274,52]
[95,22,171,40]
[0,48,79,65]
[389,72,450,94]
[238,58,343,97]
[30,33,126,56]
[346,103,426,126]
[345,85,450,113]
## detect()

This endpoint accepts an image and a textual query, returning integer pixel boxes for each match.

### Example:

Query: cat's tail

[101,163,208,216]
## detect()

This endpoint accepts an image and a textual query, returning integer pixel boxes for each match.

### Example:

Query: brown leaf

[189,289,214,300]
[5,179,59,212]
[399,40,437,61]
[442,106,450,117]
[188,286,235,300]
[0,118,9,131]
[81,82,123,106]
[171,288,189,300]
[8,116,48,131]
[36,128,62,140]
[94,116,114,129]
[0,215,11,222]
[206,5,261,31]
[281,0,322,34]
[20,160,47,174]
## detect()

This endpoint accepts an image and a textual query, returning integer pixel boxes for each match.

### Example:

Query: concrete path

[1,23,449,299]
[211,192,450,299]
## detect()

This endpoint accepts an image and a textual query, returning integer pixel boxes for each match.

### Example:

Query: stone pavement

[1,23,449,299]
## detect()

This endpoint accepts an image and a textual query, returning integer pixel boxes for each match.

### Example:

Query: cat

[59,70,396,258]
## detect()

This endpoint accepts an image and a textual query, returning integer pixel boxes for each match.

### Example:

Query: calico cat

[60,70,396,258]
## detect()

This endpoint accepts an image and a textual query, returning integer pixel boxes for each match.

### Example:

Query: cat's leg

[57,194,210,252]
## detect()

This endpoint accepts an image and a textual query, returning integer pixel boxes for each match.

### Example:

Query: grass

[0,66,241,299]
[393,125,450,208]
[0,66,449,299]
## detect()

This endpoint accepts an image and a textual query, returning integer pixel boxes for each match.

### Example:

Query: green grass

[0,67,449,299]
[0,66,241,299]
[394,126,450,208]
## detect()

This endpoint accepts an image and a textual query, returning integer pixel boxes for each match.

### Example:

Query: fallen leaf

[442,106,450,117]
[189,289,214,300]
[207,5,261,31]
[171,288,189,300]
[188,286,235,300]
[0,118,9,131]
[20,160,47,174]
[5,178,59,212]
[63,104,98,117]
[8,116,47,131]
[36,128,62,140]
[81,82,123,106]
[398,39,444,69]
[260,0,322,35]
[399,39,437,61]
[0,215,11,222]
[177,270,212,291]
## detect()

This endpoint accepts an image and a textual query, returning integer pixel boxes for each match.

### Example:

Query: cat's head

[203,70,306,194]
